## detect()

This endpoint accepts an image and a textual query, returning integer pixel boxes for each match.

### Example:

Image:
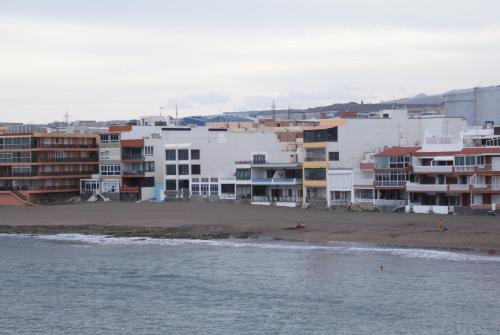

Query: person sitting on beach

[438,218,448,232]
[295,222,306,229]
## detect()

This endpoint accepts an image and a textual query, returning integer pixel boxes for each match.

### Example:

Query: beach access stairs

[0,191,36,207]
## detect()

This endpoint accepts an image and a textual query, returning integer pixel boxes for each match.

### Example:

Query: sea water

[0,234,499,334]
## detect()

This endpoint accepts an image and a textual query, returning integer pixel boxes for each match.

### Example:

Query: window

[374,171,411,186]
[100,135,109,143]
[55,151,65,159]
[191,164,201,175]
[12,166,31,176]
[236,168,251,180]
[100,164,121,176]
[144,161,155,172]
[144,146,154,156]
[191,184,200,195]
[0,137,31,149]
[375,156,410,169]
[221,184,235,194]
[305,148,325,161]
[101,180,120,193]
[178,164,189,175]
[210,184,219,195]
[304,168,326,180]
[165,149,176,161]
[81,179,100,192]
[328,152,339,161]
[100,150,110,160]
[178,149,189,160]
[166,164,176,175]
[110,134,119,142]
[210,177,218,182]
[191,149,200,160]
[304,127,337,143]
[141,177,155,187]
[253,154,266,164]
[165,180,176,191]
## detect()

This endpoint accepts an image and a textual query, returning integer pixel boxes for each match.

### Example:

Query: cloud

[0,8,500,122]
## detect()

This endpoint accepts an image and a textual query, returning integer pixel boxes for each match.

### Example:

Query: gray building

[444,86,500,125]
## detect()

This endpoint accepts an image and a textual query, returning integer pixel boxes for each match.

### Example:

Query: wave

[1,233,499,263]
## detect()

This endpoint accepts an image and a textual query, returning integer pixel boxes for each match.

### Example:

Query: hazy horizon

[1,0,500,123]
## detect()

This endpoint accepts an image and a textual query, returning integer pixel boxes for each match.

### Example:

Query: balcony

[453,166,476,173]
[121,154,145,161]
[470,184,500,192]
[122,170,145,177]
[34,157,98,163]
[373,181,406,188]
[476,164,500,173]
[406,183,448,192]
[448,184,470,192]
[251,178,302,185]
[413,165,453,173]
[35,144,97,149]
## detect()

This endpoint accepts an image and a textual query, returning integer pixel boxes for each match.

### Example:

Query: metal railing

[122,154,145,160]
[374,181,406,187]
[122,170,145,176]
[34,157,98,163]
[251,196,271,202]
[252,178,301,185]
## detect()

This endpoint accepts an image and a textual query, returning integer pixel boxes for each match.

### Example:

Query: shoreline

[1,201,500,253]
[0,225,497,256]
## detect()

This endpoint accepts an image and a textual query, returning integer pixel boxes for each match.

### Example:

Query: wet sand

[1,202,499,252]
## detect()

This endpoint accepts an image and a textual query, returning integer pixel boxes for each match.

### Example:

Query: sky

[1,0,500,123]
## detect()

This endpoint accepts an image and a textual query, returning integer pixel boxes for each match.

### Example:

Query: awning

[432,156,454,161]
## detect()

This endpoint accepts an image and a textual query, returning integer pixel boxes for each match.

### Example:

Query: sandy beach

[1,201,499,252]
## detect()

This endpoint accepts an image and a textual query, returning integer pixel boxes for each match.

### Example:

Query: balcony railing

[476,164,500,172]
[34,157,98,163]
[448,184,469,191]
[122,154,145,160]
[122,170,145,176]
[374,181,406,187]
[453,166,476,173]
[470,184,500,191]
[251,196,271,202]
[406,183,448,192]
[413,165,453,173]
[35,144,97,149]
[220,193,236,200]
[1,185,79,192]
[120,186,140,193]
[252,178,302,185]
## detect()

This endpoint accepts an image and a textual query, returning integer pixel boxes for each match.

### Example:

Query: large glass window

[375,156,410,169]
[178,164,189,175]
[305,148,325,161]
[374,171,411,186]
[328,151,339,161]
[165,150,176,161]
[303,127,337,143]
[100,164,121,176]
[143,161,155,172]
[178,149,189,160]
[0,137,31,149]
[144,146,154,156]
[165,180,176,191]
[454,156,484,166]
[236,168,251,180]
[304,168,326,180]
[166,164,176,175]
[191,164,201,175]
[253,154,266,164]
[102,180,120,193]
[210,184,219,195]
[191,149,200,160]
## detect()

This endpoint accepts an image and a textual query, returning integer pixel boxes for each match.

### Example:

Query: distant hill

[381,93,444,105]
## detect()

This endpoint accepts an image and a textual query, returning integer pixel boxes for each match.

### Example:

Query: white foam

[1,233,499,263]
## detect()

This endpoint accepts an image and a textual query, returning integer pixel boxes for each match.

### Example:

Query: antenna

[287,106,291,120]
[271,99,276,120]
[62,110,71,126]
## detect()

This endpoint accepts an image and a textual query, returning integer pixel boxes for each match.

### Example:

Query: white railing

[453,166,476,172]
[449,184,469,191]
[374,181,406,187]
[406,183,448,192]
[219,177,236,182]
[220,193,236,200]
[413,166,453,173]
[471,184,500,190]
[374,199,407,207]
[251,178,302,185]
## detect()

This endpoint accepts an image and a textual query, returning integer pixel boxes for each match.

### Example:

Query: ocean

[0,234,499,334]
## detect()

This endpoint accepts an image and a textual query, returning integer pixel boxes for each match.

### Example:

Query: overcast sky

[1,0,500,123]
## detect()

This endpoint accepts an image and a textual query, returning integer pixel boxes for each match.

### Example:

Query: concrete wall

[445,86,500,125]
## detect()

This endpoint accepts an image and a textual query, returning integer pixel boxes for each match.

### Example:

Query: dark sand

[1,202,499,251]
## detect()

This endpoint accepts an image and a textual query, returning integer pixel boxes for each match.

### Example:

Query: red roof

[375,146,421,157]
[109,125,132,133]
[415,147,500,156]
[121,139,144,147]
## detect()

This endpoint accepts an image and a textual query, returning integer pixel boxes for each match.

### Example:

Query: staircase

[0,191,36,206]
